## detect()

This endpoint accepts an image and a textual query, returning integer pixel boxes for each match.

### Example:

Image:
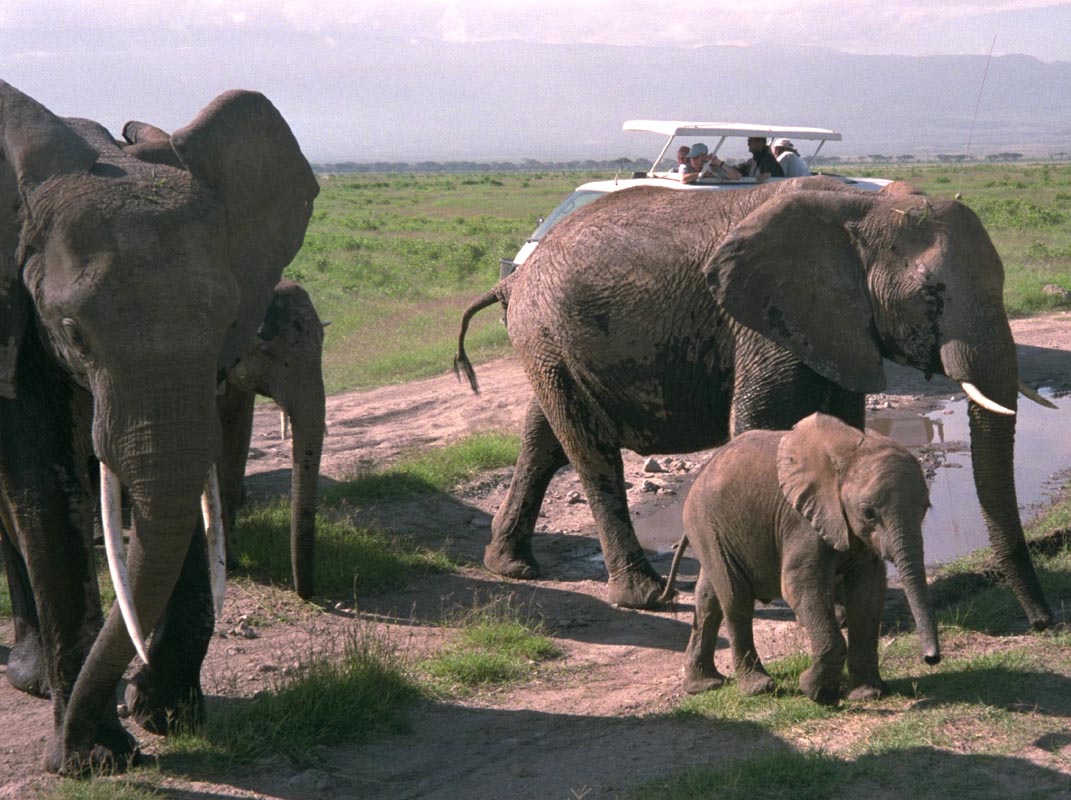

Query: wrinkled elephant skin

[218,279,326,599]
[457,177,1051,627]
[0,81,318,775]
[679,413,939,704]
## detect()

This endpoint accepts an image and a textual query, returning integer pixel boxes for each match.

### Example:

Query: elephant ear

[169,90,320,372]
[777,413,859,552]
[0,81,98,398]
[121,120,184,169]
[705,191,885,394]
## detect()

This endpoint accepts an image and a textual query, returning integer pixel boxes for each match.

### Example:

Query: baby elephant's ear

[776,414,854,551]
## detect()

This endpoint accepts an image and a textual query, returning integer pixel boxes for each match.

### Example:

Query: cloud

[441,6,468,43]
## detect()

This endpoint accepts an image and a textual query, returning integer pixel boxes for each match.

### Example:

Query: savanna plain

[4,163,1071,799]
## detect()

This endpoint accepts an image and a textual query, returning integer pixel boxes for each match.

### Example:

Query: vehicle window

[529,190,606,241]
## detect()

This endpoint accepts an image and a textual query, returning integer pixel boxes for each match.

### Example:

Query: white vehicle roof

[502,118,889,272]
[622,120,842,141]
[623,119,843,175]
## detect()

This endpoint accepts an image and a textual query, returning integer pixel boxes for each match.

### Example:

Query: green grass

[231,501,453,597]
[40,783,163,800]
[163,624,420,770]
[421,595,562,691]
[287,171,603,393]
[322,431,519,505]
[232,432,518,597]
[675,653,840,729]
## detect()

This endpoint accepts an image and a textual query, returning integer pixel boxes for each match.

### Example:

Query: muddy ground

[2,311,1071,799]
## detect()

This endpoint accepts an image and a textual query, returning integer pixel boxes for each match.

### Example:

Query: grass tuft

[232,501,453,597]
[422,594,562,691]
[165,624,420,770]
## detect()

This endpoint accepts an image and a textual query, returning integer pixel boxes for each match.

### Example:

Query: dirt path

[2,312,1070,799]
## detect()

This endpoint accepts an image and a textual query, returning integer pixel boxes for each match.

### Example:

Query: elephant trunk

[288,381,325,599]
[941,332,1053,631]
[889,538,941,665]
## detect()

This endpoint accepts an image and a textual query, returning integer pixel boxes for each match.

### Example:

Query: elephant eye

[61,318,91,356]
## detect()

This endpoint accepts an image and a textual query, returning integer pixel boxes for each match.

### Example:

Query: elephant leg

[485,397,568,579]
[682,569,726,693]
[1,531,50,697]
[566,442,663,608]
[725,595,774,696]
[1,381,130,773]
[844,554,889,701]
[125,524,213,735]
[790,589,847,706]
[217,387,256,570]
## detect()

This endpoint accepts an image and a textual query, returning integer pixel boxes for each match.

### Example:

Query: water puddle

[635,389,1071,568]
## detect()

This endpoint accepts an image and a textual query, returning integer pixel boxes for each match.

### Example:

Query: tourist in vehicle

[718,136,784,180]
[679,143,710,183]
[772,138,811,177]
[673,145,691,173]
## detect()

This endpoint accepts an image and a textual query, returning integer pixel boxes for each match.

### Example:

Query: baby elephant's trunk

[892,545,941,666]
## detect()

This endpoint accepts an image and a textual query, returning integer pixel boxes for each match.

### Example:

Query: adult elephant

[456,178,1053,629]
[218,279,327,599]
[0,82,318,774]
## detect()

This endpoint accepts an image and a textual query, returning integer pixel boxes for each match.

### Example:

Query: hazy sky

[2,1,1069,161]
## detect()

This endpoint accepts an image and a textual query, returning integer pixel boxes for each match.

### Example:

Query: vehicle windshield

[529,190,606,241]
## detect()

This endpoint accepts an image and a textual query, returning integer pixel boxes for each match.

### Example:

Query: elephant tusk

[279,408,290,440]
[960,382,1015,416]
[1019,381,1058,409]
[201,464,227,619]
[100,463,151,665]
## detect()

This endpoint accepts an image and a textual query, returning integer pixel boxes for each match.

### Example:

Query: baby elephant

[675,413,941,705]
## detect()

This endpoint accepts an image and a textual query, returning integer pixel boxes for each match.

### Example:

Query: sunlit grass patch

[233,501,453,597]
[674,653,839,730]
[323,431,520,505]
[421,595,562,692]
[165,625,420,771]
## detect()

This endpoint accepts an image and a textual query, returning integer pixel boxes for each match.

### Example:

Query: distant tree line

[315,151,1071,174]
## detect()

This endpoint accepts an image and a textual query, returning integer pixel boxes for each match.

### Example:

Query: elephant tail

[658,534,689,603]
[454,275,515,395]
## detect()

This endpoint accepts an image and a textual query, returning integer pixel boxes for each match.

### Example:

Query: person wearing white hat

[771,138,812,177]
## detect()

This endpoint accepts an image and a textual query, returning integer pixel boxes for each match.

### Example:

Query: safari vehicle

[500,120,891,276]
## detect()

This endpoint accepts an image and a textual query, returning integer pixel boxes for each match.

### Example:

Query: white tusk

[279,408,290,440]
[201,464,227,619]
[1019,381,1058,409]
[960,381,1016,416]
[100,463,150,665]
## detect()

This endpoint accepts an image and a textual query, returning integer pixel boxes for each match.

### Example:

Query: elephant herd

[0,80,1059,776]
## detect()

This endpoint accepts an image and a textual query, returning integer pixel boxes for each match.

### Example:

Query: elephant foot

[682,666,725,695]
[799,665,841,706]
[847,680,889,702]
[45,719,141,777]
[484,540,540,579]
[736,669,776,697]
[607,564,664,609]
[6,635,51,698]
[125,667,205,736]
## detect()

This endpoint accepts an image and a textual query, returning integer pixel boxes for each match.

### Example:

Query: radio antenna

[959,35,997,195]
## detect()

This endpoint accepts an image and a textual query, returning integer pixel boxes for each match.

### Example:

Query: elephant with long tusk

[0,81,318,775]
[456,176,1056,628]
